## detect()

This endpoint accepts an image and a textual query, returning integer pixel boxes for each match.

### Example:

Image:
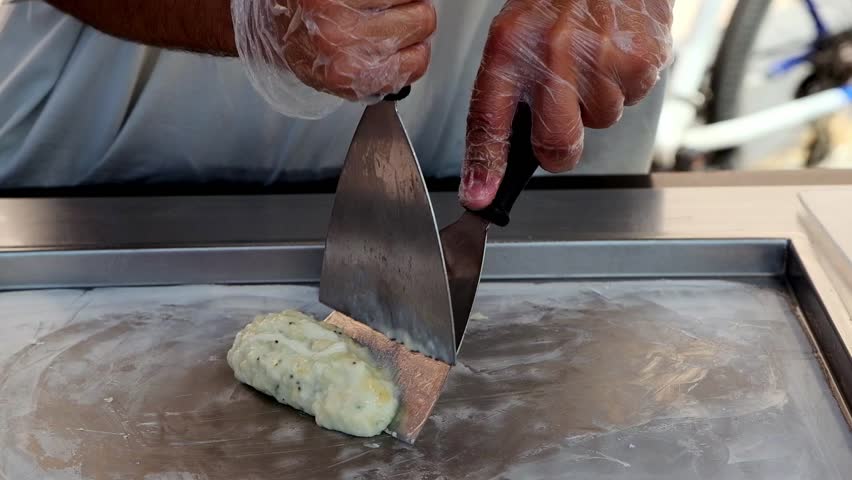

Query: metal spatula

[320,96,537,443]
[320,88,456,443]
[320,88,456,365]
[440,104,540,350]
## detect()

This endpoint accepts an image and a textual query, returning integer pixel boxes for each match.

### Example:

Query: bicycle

[655,0,852,171]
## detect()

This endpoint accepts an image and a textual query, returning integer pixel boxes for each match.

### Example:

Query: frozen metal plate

[1,280,851,479]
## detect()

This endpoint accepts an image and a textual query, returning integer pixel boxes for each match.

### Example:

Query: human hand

[232,0,436,117]
[461,0,674,209]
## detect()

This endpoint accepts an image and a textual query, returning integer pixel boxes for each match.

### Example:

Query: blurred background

[656,0,852,172]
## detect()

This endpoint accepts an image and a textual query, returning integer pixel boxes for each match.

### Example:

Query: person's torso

[0,1,664,188]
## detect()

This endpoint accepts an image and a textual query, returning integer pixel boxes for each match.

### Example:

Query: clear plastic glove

[461,0,674,209]
[232,0,436,119]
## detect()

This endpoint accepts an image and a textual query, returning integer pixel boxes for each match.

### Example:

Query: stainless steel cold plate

[0,279,850,479]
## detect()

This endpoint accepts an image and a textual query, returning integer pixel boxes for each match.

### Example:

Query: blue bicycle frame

[769,0,831,77]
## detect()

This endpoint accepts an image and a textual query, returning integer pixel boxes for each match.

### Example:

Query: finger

[461,64,522,210]
[459,5,533,210]
[354,1,438,54]
[348,0,424,9]
[614,54,661,106]
[601,18,668,104]
[324,41,431,99]
[531,14,585,173]
[309,1,435,56]
[376,41,432,95]
[532,77,585,173]
[579,73,625,129]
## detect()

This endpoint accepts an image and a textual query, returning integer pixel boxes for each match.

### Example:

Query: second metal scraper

[440,104,540,348]
[320,89,457,364]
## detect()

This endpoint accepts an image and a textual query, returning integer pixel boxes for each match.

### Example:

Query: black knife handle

[472,103,539,227]
[384,86,412,102]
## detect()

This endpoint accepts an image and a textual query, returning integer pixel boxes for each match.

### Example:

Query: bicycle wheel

[708,0,852,169]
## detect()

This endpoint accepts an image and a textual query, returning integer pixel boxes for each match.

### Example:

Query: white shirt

[0,1,664,188]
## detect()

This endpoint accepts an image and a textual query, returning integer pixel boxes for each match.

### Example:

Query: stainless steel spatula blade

[440,104,539,349]
[320,100,456,364]
[440,212,489,348]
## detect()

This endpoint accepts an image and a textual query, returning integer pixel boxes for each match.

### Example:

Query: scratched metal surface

[1,280,851,480]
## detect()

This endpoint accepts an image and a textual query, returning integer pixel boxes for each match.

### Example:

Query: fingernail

[461,164,501,209]
[463,164,487,192]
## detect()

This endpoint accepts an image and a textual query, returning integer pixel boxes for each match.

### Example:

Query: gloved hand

[460,0,674,209]
[232,0,436,119]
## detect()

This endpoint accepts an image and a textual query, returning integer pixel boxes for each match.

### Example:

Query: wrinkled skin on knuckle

[542,15,576,71]
[419,2,439,39]
[532,112,584,172]
[322,54,367,99]
[537,114,581,151]
[344,54,408,99]
[466,85,515,159]
[470,59,518,109]
[581,91,624,128]
[308,28,346,59]
[282,32,332,92]
[486,10,532,60]
[610,45,662,105]
[276,3,349,89]
[406,42,432,84]
[466,113,511,152]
